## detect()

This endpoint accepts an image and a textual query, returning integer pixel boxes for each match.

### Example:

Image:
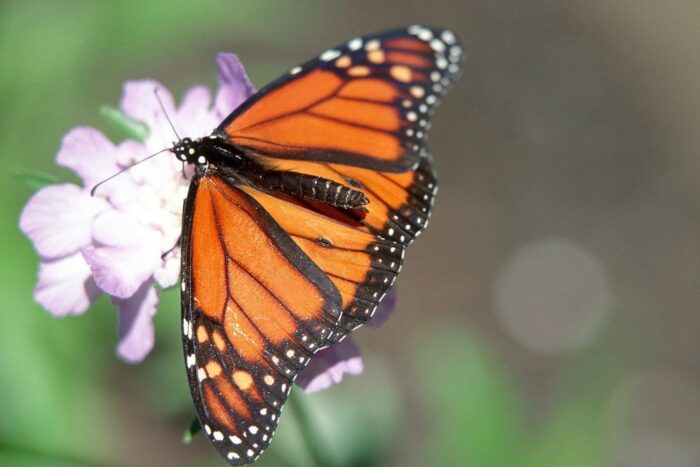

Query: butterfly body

[174,136,369,210]
[175,26,463,465]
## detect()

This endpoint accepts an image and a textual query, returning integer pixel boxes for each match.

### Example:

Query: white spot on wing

[430,39,446,52]
[320,49,341,61]
[418,29,433,41]
[365,39,380,51]
[348,38,363,50]
[441,30,457,44]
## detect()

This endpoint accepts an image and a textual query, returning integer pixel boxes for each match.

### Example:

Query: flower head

[20,52,397,390]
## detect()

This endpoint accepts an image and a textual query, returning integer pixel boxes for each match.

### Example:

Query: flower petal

[34,253,101,316]
[56,127,121,189]
[154,247,180,289]
[20,184,108,259]
[176,85,219,139]
[178,85,212,120]
[83,210,162,299]
[296,338,364,393]
[215,53,256,119]
[366,287,398,327]
[120,80,179,145]
[112,281,158,363]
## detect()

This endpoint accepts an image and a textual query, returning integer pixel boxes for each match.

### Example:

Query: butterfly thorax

[173,135,248,169]
[172,135,369,210]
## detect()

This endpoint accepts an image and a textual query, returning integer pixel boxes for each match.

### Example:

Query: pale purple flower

[297,339,364,393]
[20,52,397,390]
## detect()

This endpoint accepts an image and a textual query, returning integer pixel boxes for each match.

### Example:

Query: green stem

[288,390,329,467]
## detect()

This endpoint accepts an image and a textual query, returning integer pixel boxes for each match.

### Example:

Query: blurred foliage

[13,168,60,191]
[412,328,617,467]
[413,329,523,467]
[100,106,149,143]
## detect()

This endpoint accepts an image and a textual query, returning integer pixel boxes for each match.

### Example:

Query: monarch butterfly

[175,26,463,465]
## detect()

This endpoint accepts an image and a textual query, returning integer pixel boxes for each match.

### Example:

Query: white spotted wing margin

[179,172,344,465]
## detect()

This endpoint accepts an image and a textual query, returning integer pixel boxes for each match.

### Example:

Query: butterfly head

[172,137,208,166]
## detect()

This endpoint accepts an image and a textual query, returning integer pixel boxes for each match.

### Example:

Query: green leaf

[182,417,201,445]
[13,168,60,191]
[100,106,149,142]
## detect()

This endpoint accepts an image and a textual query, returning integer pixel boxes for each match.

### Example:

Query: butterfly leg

[161,235,181,260]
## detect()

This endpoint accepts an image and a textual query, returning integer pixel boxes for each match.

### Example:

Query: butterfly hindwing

[217,26,464,173]
[181,174,342,464]
[238,184,406,339]
[258,151,438,246]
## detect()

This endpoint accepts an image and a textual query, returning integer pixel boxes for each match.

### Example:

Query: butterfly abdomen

[259,170,368,209]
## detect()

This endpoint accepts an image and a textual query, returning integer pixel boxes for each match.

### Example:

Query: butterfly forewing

[181,175,342,464]
[217,26,464,173]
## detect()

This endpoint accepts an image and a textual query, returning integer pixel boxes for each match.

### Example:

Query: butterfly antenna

[154,87,181,140]
[90,148,172,196]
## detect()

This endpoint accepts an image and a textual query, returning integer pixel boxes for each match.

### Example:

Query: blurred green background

[2,1,700,466]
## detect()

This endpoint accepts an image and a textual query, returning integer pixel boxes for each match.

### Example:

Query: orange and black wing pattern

[262,151,437,247]
[180,25,462,466]
[217,26,464,173]
[181,175,342,464]
[238,182,408,339]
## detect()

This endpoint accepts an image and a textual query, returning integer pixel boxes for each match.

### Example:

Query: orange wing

[258,150,437,247]
[180,174,342,464]
[238,183,406,339]
[240,151,437,339]
[216,26,464,172]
